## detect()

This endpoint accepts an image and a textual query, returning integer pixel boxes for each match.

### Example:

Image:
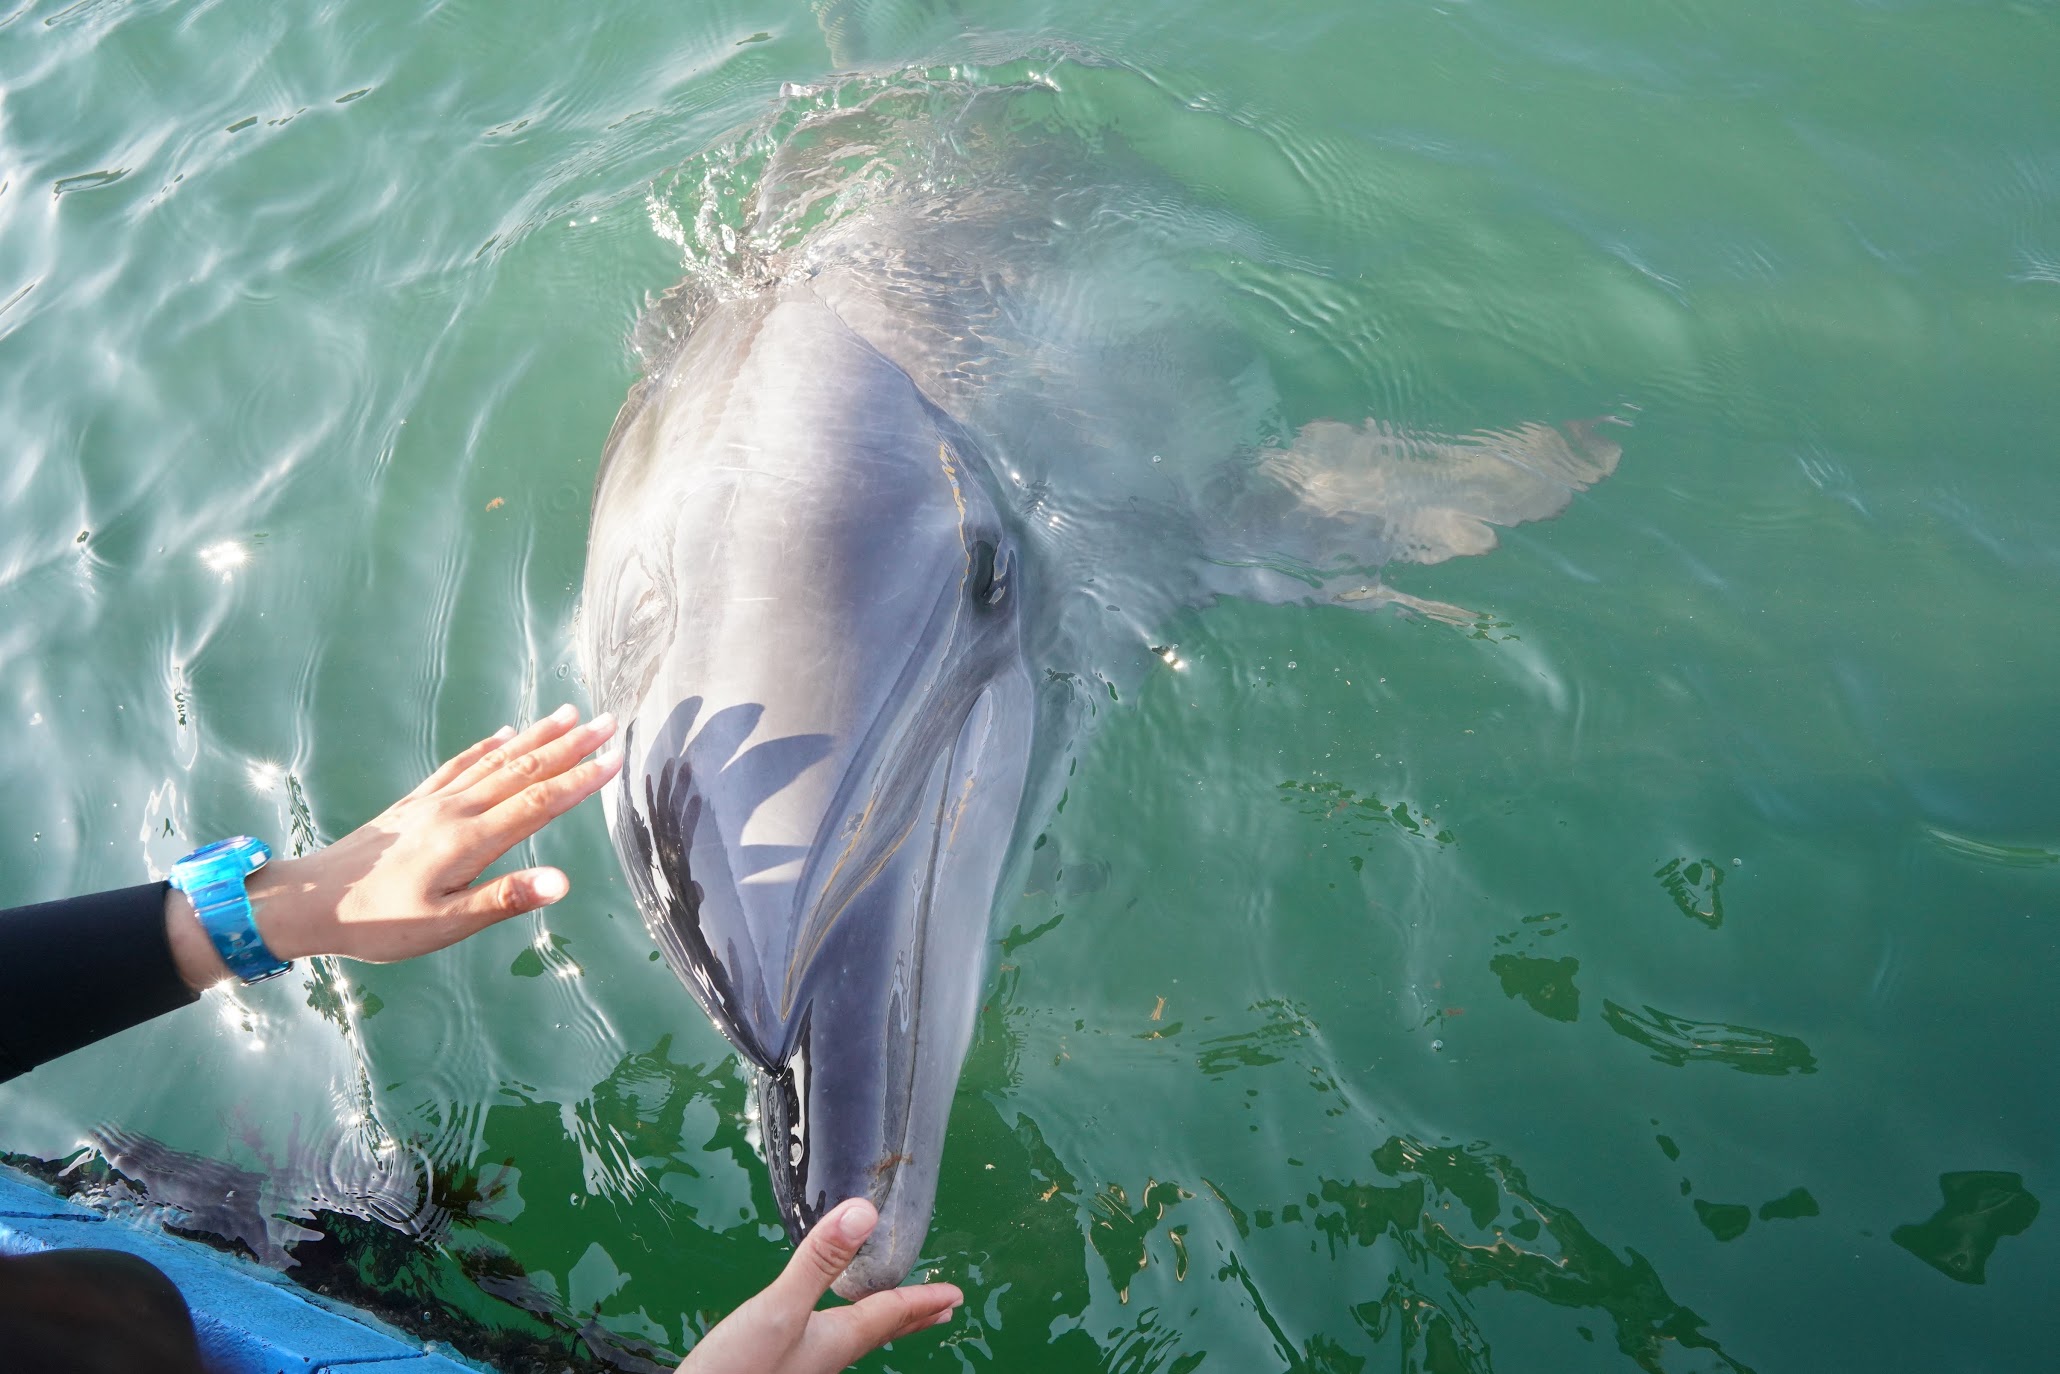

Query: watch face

[178,835,270,876]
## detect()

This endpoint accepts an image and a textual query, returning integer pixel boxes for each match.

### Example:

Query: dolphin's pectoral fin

[1201,414,1624,615]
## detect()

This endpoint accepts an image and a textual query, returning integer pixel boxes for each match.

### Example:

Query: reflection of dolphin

[580,77,1619,1296]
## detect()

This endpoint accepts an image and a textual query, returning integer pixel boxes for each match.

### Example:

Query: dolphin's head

[585,289,1034,1295]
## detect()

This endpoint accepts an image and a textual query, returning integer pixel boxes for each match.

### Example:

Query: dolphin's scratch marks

[869,1151,915,1177]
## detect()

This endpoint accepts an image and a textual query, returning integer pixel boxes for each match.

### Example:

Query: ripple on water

[7,3,2059,1364]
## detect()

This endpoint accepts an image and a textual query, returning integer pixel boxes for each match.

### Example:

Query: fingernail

[532,871,569,902]
[551,702,577,724]
[588,711,615,735]
[929,1310,953,1328]
[594,746,623,771]
[837,1198,877,1240]
[492,725,516,741]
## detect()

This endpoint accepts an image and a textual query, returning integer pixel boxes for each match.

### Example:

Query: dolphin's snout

[768,1052,933,1295]
[829,1213,925,1299]
[836,1151,926,1297]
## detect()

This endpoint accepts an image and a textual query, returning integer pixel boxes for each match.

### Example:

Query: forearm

[10,707,617,1071]
[162,885,225,991]
[1,864,363,1078]
[0,884,200,1082]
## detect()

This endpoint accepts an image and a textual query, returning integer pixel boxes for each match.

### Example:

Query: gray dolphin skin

[580,72,1621,1298]
[585,284,1031,1298]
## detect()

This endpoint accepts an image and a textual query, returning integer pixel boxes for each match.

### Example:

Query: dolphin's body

[585,283,1031,1296]
[580,78,1619,1296]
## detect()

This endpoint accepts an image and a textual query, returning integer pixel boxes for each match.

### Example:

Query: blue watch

[169,837,290,984]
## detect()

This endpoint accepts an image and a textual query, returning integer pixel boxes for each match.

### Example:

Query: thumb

[771,1198,877,1311]
[815,1284,963,1369]
[451,867,570,932]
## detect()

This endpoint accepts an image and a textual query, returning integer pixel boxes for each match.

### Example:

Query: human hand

[167,705,622,988]
[679,1198,962,1374]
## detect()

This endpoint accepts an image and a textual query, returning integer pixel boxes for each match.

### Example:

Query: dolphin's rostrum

[581,71,1620,1298]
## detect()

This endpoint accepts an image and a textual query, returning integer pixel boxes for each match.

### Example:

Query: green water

[4,1,2058,1369]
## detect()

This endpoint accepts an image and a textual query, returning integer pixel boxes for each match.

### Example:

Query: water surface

[2,1,2057,1369]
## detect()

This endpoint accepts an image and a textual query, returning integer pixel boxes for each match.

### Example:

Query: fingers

[457,706,618,814]
[818,1283,963,1366]
[444,866,570,934]
[442,703,585,799]
[407,725,516,802]
[772,1198,878,1312]
[471,750,623,866]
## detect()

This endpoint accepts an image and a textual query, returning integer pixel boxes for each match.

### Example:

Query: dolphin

[579,74,1620,1297]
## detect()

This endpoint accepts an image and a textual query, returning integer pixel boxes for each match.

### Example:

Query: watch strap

[171,837,290,984]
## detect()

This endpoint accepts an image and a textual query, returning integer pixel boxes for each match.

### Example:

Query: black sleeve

[0,883,200,1083]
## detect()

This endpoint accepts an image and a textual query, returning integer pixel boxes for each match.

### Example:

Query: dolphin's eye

[969,539,1010,608]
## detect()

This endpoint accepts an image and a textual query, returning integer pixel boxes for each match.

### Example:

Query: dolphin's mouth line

[776,567,998,1028]
[766,684,989,1239]
[777,697,942,1023]
[867,700,974,1200]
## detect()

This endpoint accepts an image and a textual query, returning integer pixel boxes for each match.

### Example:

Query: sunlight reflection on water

[0,0,2056,1370]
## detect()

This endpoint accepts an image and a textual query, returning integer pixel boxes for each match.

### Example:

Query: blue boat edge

[0,1160,484,1373]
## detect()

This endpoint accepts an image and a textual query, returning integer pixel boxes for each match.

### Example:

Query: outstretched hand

[159,713,963,1368]
[167,705,622,988]
[680,1198,962,1374]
